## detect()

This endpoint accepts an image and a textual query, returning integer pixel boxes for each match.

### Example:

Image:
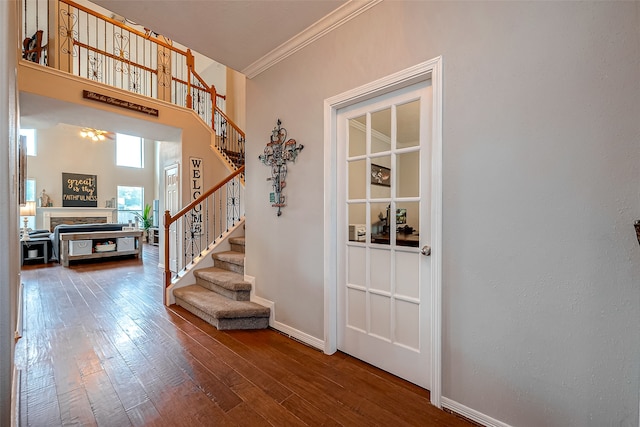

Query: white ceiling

[90,0,356,74]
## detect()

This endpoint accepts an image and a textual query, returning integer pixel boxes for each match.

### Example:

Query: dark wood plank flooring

[16,245,473,426]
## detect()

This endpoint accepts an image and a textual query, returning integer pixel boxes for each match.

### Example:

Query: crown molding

[242,0,382,79]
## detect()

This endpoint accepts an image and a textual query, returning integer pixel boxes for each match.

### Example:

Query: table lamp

[20,201,36,240]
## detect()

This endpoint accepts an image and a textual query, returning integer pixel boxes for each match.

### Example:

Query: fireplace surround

[39,207,117,231]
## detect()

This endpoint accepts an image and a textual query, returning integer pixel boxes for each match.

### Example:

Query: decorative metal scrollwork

[58,9,78,56]
[258,119,304,216]
[88,55,102,81]
[129,69,141,93]
[114,33,131,74]
[184,211,202,264]
[220,118,228,150]
[193,87,206,116]
[158,50,171,87]
[227,178,241,228]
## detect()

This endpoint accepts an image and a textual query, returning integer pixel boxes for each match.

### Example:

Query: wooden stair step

[174,285,269,330]
[195,267,251,301]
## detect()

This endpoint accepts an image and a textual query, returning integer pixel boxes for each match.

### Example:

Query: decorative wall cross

[258,119,304,216]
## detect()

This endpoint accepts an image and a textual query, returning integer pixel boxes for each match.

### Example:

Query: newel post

[163,209,171,304]
[210,84,217,132]
[157,43,172,102]
[185,48,194,109]
[49,0,74,73]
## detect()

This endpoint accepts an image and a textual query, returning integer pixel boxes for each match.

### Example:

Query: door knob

[421,245,431,256]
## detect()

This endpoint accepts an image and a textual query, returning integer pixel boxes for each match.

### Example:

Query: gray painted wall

[245,2,640,426]
[0,1,19,426]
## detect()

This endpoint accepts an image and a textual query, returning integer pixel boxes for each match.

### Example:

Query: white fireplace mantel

[39,207,117,230]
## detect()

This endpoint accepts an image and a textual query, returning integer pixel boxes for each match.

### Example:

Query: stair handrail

[186,63,237,131]
[186,54,245,166]
[163,166,245,292]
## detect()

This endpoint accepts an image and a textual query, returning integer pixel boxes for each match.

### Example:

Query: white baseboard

[247,274,325,351]
[269,319,325,350]
[441,397,513,427]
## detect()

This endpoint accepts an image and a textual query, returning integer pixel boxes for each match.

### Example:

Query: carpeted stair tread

[229,237,245,253]
[213,251,244,266]
[229,236,245,246]
[195,267,251,292]
[174,285,270,319]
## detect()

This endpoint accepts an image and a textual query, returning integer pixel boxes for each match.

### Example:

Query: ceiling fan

[80,128,115,142]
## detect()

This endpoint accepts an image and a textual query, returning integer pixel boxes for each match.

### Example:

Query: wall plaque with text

[82,90,159,117]
[62,172,98,207]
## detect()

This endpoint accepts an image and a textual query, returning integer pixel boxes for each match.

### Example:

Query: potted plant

[135,203,153,242]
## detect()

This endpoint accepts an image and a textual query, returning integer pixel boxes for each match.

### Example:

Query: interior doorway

[324,57,443,406]
[336,80,433,388]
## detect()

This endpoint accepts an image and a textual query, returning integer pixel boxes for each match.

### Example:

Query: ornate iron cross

[258,119,304,216]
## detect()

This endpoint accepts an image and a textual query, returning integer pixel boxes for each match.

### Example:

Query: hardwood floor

[16,245,473,426]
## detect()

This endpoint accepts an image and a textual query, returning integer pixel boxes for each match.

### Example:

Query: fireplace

[39,207,117,231]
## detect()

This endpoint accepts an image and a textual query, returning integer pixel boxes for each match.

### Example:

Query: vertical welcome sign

[190,157,203,234]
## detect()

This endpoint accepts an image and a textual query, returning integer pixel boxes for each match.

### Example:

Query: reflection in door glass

[348,116,366,157]
[348,203,366,242]
[395,201,419,247]
[397,100,420,149]
[370,202,391,245]
[371,108,391,154]
[348,160,367,200]
[396,151,420,198]
[370,156,391,199]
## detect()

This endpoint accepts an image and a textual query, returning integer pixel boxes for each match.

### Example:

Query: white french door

[337,80,433,388]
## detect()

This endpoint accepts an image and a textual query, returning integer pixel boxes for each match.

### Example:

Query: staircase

[173,237,270,330]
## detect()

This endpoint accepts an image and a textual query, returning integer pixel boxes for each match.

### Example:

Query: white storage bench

[59,230,144,267]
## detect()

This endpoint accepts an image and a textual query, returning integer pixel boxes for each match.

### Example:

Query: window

[20,179,37,230]
[116,133,143,168]
[26,179,36,203]
[117,186,144,224]
[20,129,36,156]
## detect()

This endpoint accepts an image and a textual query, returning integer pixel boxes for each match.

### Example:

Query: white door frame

[164,162,180,272]
[323,56,443,407]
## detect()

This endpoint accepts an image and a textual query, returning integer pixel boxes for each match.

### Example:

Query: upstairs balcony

[21,0,245,168]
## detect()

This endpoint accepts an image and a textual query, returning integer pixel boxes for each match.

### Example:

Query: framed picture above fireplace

[62,172,98,207]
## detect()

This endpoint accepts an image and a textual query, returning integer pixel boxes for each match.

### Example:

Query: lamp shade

[20,201,36,217]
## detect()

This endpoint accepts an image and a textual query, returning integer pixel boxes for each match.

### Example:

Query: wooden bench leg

[61,240,70,267]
